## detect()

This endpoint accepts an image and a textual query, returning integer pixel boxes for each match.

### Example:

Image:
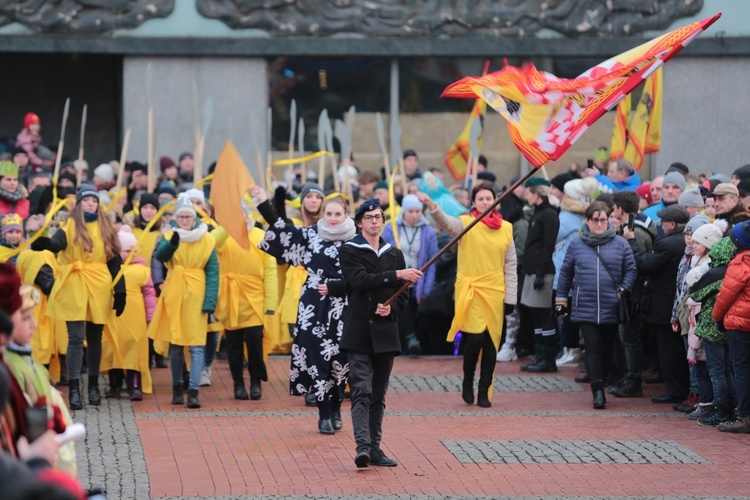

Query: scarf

[580,227,616,247]
[173,221,208,243]
[471,208,503,229]
[6,342,32,356]
[0,186,24,203]
[84,211,98,222]
[317,216,356,242]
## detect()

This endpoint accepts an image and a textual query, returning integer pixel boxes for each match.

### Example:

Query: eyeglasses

[589,218,608,224]
[363,214,383,222]
[176,215,194,220]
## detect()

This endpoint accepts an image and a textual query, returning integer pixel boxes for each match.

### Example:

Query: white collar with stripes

[346,236,393,257]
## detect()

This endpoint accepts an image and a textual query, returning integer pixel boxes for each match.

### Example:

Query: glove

[533,274,546,290]
[113,291,126,317]
[170,231,180,246]
[504,303,515,316]
[31,237,53,252]
[554,301,569,317]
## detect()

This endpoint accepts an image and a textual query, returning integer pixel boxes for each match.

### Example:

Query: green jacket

[689,237,735,344]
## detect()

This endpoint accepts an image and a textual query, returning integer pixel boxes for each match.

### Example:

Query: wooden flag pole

[256,151,266,196]
[76,104,87,185]
[52,98,71,186]
[147,107,155,193]
[115,128,131,190]
[382,167,537,307]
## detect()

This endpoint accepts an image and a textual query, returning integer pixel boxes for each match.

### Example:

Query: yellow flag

[624,67,662,170]
[609,94,631,160]
[213,141,256,249]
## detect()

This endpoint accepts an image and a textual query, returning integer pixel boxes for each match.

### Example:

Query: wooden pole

[256,151,266,195]
[76,104,87,185]
[52,98,71,186]
[147,107,155,193]
[317,153,325,190]
[382,168,537,307]
[115,128,131,190]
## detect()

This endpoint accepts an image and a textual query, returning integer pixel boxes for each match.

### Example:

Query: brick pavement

[70,355,750,499]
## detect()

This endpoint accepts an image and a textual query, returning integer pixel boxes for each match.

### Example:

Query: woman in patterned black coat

[253,186,356,435]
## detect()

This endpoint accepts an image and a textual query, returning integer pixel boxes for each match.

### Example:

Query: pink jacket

[16,128,43,167]
[131,257,157,322]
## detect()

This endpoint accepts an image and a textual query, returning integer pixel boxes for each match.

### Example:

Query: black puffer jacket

[523,198,559,276]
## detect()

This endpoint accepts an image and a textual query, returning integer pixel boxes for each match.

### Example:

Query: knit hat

[355,198,382,222]
[692,222,724,249]
[684,214,709,234]
[401,194,422,211]
[738,179,750,197]
[76,183,99,204]
[731,220,750,249]
[185,188,205,204]
[159,156,176,172]
[403,149,418,160]
[635,183,652,204]
[117,226,137,252]
[127,162,147,175]
[373,180,388,192]
[708,173,731,184]
[93,163,115,183]
[0,264,22,316]
[157,181,177,198]
[300,182,324,201]
[666,162,689,176]
[732,164,750,182]
[23,112,40,129]
[657,204,690,224]
[593,147,609,163]
[662,171,686,192]
[173,193,196,218]
[524,176,551,188]
[139,193,160,211]
[0,161,19,178]
[1,214,23,236]
[477,171,497,183]
[709,183,739,198]
[564,177,599,204]
[179,152,193,162]
[36,145,53,161]
[677,188,704,208]
[58,171,77,187]
[551,172,574,193]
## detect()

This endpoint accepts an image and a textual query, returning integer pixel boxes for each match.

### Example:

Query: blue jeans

[169,344,205,391]
[694,360,714,405]
[727,330,750,418]
[204,332,219,368]
[703,339,737,407]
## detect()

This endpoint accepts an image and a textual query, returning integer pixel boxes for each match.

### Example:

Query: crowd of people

[3,110,750,494]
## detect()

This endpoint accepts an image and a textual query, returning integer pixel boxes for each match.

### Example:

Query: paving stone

[388,374,583,392]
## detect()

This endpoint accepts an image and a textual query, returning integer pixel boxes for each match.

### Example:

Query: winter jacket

[671,247,694,326]
[689,237,735,344]
[381,214,438,302]
[713,249,750,332]
[133,256,158,322]
[629,228,686,325]
[595,171,642,191]
[556,229,637,325]
[553,197,585,289]
[15,128,42,167]
[0,197,30,219]
[642,200,665,224]
[524,198,559,277]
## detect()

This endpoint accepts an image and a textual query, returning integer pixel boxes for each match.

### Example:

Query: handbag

[591,247,631,324]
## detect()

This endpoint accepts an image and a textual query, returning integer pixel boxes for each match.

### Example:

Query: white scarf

[174,221,208,243]
[317,217,356,242]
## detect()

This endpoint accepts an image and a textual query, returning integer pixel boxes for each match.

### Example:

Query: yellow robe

[101,263,154,394]
[47,220,114,324]
[272,217,306,352]
[148,230,215,347]
[132,226,159,268]
[447,215,513,351]
[15,250,68,380]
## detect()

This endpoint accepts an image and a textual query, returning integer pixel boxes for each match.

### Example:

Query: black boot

[234,383,249,400]
[171,384,184,405]
[250,378,262,400]
[477,389,491,408]
[526,345,558,373]
[608,377,643,398]
[462,376,474,405]
[332,410,343,430]
[592,380,606,410]
[58,355,68,386]
[305,393,317,407]
[68,379,83,410]
[88,376,101,406]
[318,418,335,435]
[105,370,123,399]
[187,389,201,409]
[126,371,143,401]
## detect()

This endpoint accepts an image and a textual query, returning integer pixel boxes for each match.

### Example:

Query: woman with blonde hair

[30,184,126,410]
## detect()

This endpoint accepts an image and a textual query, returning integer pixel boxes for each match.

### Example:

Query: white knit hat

[691,222,723,249]
[185,188,205,204]
[173,193,196,218]
[563,177,599,204]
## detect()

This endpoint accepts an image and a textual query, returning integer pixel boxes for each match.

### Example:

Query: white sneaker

[199,367,212,387]
[556,348,582,366]
[496,344,518,362]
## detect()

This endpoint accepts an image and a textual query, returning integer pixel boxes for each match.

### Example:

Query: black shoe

[129,389,143,402]
[462,378,474,405]
[318,418,335,435]
[515,347,532,359]
[593,389,606,410]
[104,386,121,399]
[651,392,683,404]
[305,393,317,407]
[234,384,249,400]
[526,360,558,373]
[354,451,370,468]
[644,372,663,384]
[575,373,590,384]
[608,378,643,398]
[154,355,168,369]
[187,389,201,409]
[88,377,101,406]
[520,358,536,372]
[171,385,184,405]
[477,391,491,408]
[370,449,398,467]
[332,411,343,431]
[250,378,262,400]
[68,379,83,410]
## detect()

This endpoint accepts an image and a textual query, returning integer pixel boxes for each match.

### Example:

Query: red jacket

[0,198,29,219]
[713,250,750,332]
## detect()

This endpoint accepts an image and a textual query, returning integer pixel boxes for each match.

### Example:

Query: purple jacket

[381,216,438,302]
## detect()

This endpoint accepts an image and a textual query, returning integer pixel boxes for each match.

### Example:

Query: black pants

[619,313,645,380]
[66,321,103,381]
[560,297,581,349]
[652,322,689,398]
[580,322,618,386]
[463,331,497,393]
[516,304,536,354]
[226,326,267,385]
[348,351,394,455]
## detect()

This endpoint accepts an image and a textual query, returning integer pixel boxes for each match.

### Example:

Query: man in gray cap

[643,171,685,224]
[677,188,705,217]
[623,204,690,405]
[711,183,750,232]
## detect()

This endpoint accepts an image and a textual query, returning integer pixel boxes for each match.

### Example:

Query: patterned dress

[259,215,349,402]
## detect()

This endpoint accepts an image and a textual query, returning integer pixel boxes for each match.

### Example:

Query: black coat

[523,198,559,276]
[629,229,686,325]
[339,235,410,355]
